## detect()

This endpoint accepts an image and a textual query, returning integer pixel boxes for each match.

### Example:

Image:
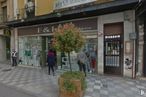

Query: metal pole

[132,39,136,78]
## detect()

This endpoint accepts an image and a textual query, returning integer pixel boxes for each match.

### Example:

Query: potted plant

[53,23,86,97]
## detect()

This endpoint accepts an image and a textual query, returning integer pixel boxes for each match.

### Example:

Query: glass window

[18,36,41,66]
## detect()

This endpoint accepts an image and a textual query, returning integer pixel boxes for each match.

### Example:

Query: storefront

[7,0,138,77]
[0,29,11,62]
[17,10,136,77]
[135,0,146,77]
[97,10,136,77]
[17,17,98,73]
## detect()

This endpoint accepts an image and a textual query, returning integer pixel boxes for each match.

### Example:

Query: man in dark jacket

[47,49,55,75]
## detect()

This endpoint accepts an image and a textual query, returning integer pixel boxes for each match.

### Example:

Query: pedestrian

[77,50,87,76]
[47,49,55,76]
[85,52,91,72]
[90,48,97,73]
[11,49,18,67]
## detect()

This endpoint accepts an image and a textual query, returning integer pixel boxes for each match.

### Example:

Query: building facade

[136,0,146,77]
[7,0,140,78]
[0,0,11,62]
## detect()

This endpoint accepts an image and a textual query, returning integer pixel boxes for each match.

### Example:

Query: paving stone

[0,63,146,97]
[92,93,100,97]
[100,89,108,95]
[86,88,94,92]
[84,96,91,97]
[94,85,101,90]
[100,94,108,97]
[136,85,145,89]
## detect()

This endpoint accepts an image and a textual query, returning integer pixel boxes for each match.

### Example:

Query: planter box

[59,77,84,97]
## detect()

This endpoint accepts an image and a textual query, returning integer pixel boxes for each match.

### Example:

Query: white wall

[97,10,135,77]
[0,36,6,62]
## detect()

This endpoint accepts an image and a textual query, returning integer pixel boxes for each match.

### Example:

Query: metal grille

[104,35,121,67]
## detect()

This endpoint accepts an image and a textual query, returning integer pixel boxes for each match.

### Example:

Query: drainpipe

[132,39,136,78]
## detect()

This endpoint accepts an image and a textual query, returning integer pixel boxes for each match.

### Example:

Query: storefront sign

[18,27,38,36]
[54,0,96,10]
[40,25,55,33]
[40,18,98,33]
[18,18,97,35]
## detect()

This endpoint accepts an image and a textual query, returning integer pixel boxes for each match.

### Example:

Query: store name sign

[39,18,98,33]
[41,25,93,33]
[54,0,96,9]
[41,26,55,33]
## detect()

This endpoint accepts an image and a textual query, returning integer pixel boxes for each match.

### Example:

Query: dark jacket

[47,52,55,66]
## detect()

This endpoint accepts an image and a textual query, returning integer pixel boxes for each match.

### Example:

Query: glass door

[104,35,122,75]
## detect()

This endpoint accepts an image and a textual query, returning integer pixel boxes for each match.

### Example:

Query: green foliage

[61,71,85,80]
[53,23,85,53]
[63,80,76,92]
[61,71,86,92]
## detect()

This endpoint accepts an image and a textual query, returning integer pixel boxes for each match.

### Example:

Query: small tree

[53,23,85,71]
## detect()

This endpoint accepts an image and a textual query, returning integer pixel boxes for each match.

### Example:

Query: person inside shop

[77,49,87,76]
[90,47,97,73]
[47,49,55,76]
[11,49,18,67]
[85,52,91,73]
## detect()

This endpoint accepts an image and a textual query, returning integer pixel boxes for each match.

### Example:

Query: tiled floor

[0,63,146,97]
[85,75,146,97]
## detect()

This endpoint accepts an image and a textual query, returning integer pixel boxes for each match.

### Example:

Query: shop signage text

[41,26,55,33]
[40,18,98,33]
[54,0,96,10]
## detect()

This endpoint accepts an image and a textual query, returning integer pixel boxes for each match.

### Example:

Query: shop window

[83,38,97,73]
[18,36,41,66]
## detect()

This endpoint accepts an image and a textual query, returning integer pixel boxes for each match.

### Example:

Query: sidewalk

[0,62,146,97]
[0,62,59,97]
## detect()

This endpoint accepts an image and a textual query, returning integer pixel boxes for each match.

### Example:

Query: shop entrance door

[104,23,123,75]
[6,37,10,60]
[41,36,54,66]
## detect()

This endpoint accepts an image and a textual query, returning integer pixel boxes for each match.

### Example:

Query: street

[0,82,36,97]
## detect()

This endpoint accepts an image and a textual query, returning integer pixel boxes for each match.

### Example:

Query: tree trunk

[68,52,72,72]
